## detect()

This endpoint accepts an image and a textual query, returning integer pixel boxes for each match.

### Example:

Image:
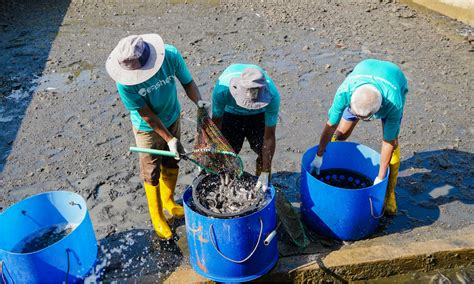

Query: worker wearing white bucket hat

[106,34,209,240]
[311,59,408,216]
[211,64,280,192]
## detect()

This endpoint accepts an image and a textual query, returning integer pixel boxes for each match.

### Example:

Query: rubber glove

[255,172,270,192]
[310,154,323,175]
[373,176,383,185]
[197,100,211,110]
[167,137,184,160]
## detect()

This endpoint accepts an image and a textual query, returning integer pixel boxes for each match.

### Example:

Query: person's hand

[197,100,211,110]
[167,137,184,160]
[255,172,270,192]
[310,154,323,175]
[373,176,383,185]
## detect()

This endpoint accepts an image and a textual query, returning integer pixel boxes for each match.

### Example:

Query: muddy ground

[0,0,473,281]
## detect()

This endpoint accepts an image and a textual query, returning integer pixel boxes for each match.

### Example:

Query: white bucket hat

[106,34,165,85]
[229,68,272,110]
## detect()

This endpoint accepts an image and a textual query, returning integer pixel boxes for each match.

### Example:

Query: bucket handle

[368,196,385,219]
[65,249,71,284]
[0,261,14,284]
[209,218,263,264]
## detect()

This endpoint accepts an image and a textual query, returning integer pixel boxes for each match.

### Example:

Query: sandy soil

[0,0,473,281]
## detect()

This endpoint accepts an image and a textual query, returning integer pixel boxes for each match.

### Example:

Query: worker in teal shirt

[106,34,209,240]
[212,64,280,192]
[310,59,408,215]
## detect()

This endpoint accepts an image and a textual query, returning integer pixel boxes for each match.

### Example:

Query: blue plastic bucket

[183,185,278,282]
[300,142,389,241]
[0,191,98,283]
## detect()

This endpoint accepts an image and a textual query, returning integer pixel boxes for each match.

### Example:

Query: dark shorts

[221,112,265,156]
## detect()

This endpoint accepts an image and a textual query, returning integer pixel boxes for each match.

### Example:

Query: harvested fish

[193,172,269,217]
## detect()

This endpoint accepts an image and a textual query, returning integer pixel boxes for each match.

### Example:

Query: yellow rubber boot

[144,182,173,240]
[159,166,184,218]
[385,146,400,216]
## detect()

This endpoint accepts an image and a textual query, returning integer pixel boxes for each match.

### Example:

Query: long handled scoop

[129,146,182,158]
[129,146,244,176]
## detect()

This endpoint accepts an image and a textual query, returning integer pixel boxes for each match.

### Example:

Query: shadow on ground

[380,148,474,234]
[0,0,71,172]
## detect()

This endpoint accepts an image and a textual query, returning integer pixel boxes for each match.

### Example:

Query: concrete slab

[403,0,474,26]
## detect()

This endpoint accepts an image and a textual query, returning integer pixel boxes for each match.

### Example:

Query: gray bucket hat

[229,68,272,110]
[106,34,165,85]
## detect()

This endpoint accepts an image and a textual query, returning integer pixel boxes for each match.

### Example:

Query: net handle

[129,146,244,177]
[129,147,177,157]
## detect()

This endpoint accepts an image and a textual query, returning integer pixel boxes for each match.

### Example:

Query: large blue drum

[0,191,97,283]
[183,185,278,282]
[301,142,389,241]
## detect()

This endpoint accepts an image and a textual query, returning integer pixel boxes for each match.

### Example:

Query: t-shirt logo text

[138,75,174,96]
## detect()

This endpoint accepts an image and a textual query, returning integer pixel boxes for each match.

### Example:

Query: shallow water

[315,168,373,189]
[12,223,75,253]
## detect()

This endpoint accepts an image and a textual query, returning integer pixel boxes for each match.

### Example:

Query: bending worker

[106,34,209,239]
[310,59,407,215]
[211,64,280,192]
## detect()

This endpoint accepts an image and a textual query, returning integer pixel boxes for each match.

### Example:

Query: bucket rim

[301,142,389,192]
[183,185,275,220]
[0,190,88,255]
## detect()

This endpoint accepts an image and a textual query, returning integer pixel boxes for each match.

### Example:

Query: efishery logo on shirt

[138,75,174,96]
[351,75,398,90]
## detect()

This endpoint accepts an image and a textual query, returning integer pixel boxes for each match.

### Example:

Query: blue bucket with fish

[183,178,278,282]
[0,191,98,283]
[300,142,389,241]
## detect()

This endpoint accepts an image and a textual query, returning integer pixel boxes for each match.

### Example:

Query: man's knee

[141,166,161,186]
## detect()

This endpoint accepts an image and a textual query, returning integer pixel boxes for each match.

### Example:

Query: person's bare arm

[316,122,338,157]
[138,104,174,142]
[262,126,276,172]
[182,80,202,105]
[378,138,397,179]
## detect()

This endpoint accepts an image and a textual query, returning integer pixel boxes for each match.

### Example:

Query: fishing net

[275,187,310,249]
[189,107,244,177]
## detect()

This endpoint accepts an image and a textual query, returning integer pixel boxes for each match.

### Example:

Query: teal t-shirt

[328,59,408,141]
[116,44,193,132]
[212,64,280,127]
